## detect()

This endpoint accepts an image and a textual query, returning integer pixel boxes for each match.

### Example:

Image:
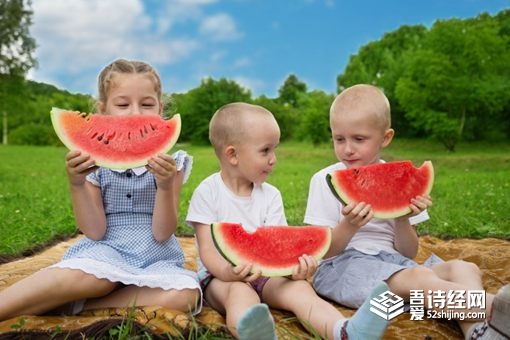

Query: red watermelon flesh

[327,161,434,219]
[211,222,331,277]
[50,108,181,170]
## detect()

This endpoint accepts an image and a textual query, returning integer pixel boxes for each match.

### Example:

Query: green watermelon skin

[50,108,181,170]
[211,222,332,277]
[327,161,434,219]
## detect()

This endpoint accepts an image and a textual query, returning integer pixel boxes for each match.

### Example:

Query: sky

[28,0,509,98]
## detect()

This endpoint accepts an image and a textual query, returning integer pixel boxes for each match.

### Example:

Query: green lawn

[1,139,509,258]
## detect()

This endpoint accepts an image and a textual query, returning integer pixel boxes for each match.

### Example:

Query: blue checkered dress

[52,152,199,292]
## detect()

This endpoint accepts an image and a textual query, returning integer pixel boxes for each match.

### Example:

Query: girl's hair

[96,59,162,109]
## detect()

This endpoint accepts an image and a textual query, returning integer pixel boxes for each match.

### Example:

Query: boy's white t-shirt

[186,172,287,275]
[304,162,429,255]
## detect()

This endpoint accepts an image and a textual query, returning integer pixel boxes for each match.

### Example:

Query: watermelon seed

[139,129,144,137]
[150,123,156,130]
[127,132,131,140]
[104,140,109,145]
[144,126,148,134]
[97,134,104,141]
[90,132,98,139]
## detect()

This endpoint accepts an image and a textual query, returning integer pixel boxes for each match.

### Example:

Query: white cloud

[232,76,266,96]
[155,0,217,33]
[30,0,205,93]
[32,0,150,70]
[233,57,251,68]
[199,13,243,41]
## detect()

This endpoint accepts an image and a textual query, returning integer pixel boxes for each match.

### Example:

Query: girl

[0,59,201,321]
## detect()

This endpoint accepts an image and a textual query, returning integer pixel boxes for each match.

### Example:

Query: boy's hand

[225,263,262,282]
[342,202,373,227]
[147,153,176,190]
[66,150,97,185]
[291,254,317,280]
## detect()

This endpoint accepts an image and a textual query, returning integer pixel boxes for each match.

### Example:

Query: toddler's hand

[291,254,317,280]
[342,202,373,228]
[66,150,97,185]
[147,153,176,189]
[228,263,262,282]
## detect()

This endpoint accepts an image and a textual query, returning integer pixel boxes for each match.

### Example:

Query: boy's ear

[382,128,395,147]
[224,145,238,165]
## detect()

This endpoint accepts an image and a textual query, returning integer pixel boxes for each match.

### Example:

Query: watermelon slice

[50,108,181,169]
[211,222,332,277]
[327,161,434,219]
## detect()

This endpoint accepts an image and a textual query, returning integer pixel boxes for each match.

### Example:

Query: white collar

[110,166,147,176]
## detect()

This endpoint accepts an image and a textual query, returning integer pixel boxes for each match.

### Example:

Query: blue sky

[29,0,509,98]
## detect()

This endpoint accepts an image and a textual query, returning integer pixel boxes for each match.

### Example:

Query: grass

[1,139,509,339]
[0,139,509,258]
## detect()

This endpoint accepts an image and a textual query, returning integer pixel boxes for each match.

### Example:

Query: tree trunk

[2,111,7,145]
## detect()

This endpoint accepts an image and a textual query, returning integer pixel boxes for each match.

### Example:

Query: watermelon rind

[50,107,181,170]
[327,161,434,219]
[211,222,332,277]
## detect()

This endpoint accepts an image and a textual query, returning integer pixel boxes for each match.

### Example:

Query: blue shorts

[312,249,443,308]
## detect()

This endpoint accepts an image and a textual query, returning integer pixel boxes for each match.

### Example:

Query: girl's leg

[262,278,389,340]
[0,267,116,321]
[387,264,494,337]
[83,285,200,313]
[430,260,495,308]
[431,260,484,290]
[430,259,497,336]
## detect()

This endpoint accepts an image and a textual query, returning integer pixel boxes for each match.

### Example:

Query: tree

[0,0,36,76]
[173,77,252,144]
[0,0,37,144]
[295,90,334,145]
[337,25,427,136]
[277,74,307,107]
[396,16,510,151]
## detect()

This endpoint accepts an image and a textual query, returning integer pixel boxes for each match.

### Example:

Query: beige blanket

[0,235,509,339]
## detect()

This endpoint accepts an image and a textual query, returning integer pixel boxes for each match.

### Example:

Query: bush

[9,124,59,145]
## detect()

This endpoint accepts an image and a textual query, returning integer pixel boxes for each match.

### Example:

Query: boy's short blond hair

[330,84,391,130]
[209,102,274,155]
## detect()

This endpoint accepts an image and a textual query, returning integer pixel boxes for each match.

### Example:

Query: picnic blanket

[0,235,509,339]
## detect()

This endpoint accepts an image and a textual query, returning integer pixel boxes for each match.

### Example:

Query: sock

[468,283,510,340]
[71,299,85,315]
[340,281,390,340]
[236,303,277,340]
[466,321,487,340]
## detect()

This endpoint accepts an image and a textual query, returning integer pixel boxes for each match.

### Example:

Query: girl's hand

[147,153,176,189]
[407,194,432,217]
[225,263,262,282]
[66,150,97,186]
[291,254,318,280]
[342,202,373,228]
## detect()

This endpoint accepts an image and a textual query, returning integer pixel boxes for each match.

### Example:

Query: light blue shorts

[312,249,443,308]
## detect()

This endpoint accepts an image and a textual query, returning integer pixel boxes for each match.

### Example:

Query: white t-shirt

[186,172,287,274]
[304,162,429,255]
